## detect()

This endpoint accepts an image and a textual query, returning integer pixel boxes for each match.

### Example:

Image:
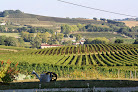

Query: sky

[0,0,138,19]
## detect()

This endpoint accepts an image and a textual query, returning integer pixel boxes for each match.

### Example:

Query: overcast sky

[0,0,138,19]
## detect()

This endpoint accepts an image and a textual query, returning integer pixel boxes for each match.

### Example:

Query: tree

[18,37,25,47]
[30,35,42,48]
[20,32,29,42]
[100,18,106,22]
[71,25,79,32]
[4,37,19,46]
[76,34,81,41]
[61,24,72,34]
[41,32,51,43]
[69,34,74,38]
[93,17,97,20]
[114,39,124,43]
[2,11,9,17]
[0,36,6,45]
[63,40,72,45]
[56,33,64,41]
[84,37,109,44]
[133,39,138,44]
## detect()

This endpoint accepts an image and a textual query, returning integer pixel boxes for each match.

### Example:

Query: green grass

[24,42,31,48]
[110,38,135,44]
[71,32,124,39]
[0,45,32,50]
[0,33,20,38]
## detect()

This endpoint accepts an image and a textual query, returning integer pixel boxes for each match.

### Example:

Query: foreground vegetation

[0,44,137,82]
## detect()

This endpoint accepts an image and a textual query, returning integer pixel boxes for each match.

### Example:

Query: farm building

[41,44,63,49]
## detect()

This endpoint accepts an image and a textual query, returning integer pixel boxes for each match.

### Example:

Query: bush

[114,39,124,43]
[0,60,18,83]
[133,39,138,44]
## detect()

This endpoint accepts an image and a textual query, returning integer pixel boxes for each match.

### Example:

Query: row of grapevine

[27,44,137,55]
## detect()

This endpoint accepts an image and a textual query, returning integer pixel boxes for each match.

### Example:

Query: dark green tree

[93,17,97,20]
[4,37,19,46]
[30,35,42,48]
[114,39,124,43]
[18,37,25,47]
[76,34,81,41]
[133,39,138,44]
[0,35,6,45]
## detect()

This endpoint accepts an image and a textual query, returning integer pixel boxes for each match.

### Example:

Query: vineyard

[0,44,138,79]
[26,44,138,66]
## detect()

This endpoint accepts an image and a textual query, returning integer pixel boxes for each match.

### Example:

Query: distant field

[122,21,138,27]
[28,24,53,27]
[0,45,31,51]
[110,38,135,44]
[72,32,124,39]
[0,33,20,38]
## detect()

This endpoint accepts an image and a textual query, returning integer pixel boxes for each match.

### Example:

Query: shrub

[0,60,18,83]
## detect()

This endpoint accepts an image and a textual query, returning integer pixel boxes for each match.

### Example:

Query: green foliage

[85,37,109,44]
[5,37,19,46]
[0,61,18,83]
[30,35,42,48]
[0,10,22,17]
[133,39,138,44]
[61,24,72,34]
[0,35,6,45]
[76,34,81,41]
[0,44,138,80]
[114,39,124,43]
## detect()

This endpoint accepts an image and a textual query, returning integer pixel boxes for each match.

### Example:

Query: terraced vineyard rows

[0,44,138,79]
[0,44,137,67]
[28,44,138,56]
[17,44,137,67]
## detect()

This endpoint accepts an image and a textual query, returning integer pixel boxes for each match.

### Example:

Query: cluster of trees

[0,10,22,17]
[85,24,113,32]
[60,24,138,39]
[94,18,126,27]
[117,26,138,38]
[21,32,64,48]
[0,25,54,34]
[84,37,109,44]
[114,39,124,43]
[60,24,121,33]
[0,35,24,47]
[61,23,87,34]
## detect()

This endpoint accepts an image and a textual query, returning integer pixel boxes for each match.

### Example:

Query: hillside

[122,21,138,27]
[0,10,126,29]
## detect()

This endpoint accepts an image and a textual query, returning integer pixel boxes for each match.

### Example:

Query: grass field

[0,33,20,38]
[0,45,31,51]
[72,32,124,39]
[122,21,138,27]
[110,38,135,44]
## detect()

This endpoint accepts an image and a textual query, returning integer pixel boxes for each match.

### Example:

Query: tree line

[0,25,54,34]
[0,10,22,17]
[60,24,138,38]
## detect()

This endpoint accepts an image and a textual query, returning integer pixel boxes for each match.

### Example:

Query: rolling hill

[0,10,125,29]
